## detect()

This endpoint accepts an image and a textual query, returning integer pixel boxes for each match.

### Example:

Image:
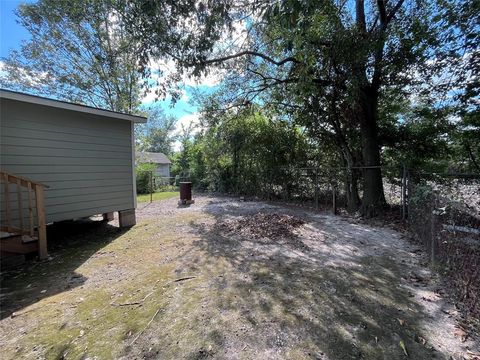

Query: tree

[124,0,447,216]
[136,105,177,155]
[437,0,479,173]
[0,0,142,113]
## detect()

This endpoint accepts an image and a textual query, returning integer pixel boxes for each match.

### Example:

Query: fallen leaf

[397,318,406,326]
[414,334,427,346]
[453,327,468,342]
[399,340,409,357]
[466,350,480,360]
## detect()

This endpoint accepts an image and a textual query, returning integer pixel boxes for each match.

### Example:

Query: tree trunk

[359,87,386,217]
[334,129,361,213]
[345,168,361,213]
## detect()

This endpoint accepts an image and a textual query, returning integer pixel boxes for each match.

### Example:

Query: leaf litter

[215,212,305,239]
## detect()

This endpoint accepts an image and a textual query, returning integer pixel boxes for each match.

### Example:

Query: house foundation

[102,212,114,222]
[118,209,136,227]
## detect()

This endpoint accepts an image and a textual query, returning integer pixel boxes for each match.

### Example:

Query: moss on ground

[0,201,469,359]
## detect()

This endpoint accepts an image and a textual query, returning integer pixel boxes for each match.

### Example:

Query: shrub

[136,163,156,194]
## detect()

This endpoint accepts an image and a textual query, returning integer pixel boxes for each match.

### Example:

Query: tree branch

[356,0,367,34]
[387,0,406,24]
[377,0,388,28]
[200,51,300,66]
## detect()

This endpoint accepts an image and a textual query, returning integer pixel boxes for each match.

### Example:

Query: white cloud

[140,59,223,105]
[141,88,160,104]
[180,89,189,102]
[0,60,51,87]
[182,71,224,88]
[172,112,202,151]
[140,17,251,105]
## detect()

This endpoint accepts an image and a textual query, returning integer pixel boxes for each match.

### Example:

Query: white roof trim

[0,89,147,123]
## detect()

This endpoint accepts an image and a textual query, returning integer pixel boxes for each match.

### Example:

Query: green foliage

[0,0,142,113]
[136,163,156,194]
[453,111,480,173]
[382,104,455,172]
[409,184,435,207]
[2,0,477,217]
[172,109,314,195]
[136,105,177,155]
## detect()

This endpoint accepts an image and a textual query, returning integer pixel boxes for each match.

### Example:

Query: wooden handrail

[1,171,48,259]
[1,171,49,188]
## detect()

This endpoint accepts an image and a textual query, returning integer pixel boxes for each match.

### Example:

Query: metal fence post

[150,171,153,203]
[430,195,438,265]
[402,164,407,220]
[431,209,436,265]
[332,186,337,215]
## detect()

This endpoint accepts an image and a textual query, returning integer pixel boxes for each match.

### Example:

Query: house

[137,151,171,178]
[0,89,147,259]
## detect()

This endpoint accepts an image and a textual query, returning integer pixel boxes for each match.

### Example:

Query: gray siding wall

[155,164,170,178]
[1,98,135,225]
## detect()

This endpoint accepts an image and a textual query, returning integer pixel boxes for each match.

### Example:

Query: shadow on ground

[0,219,127,320]
[180,201,445,359]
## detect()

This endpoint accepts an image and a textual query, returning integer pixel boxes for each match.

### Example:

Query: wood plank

[0,225,35,236]
[0,171,48,188]
[35,184,48,260]
[4,175,11,228]
[27,182,34,237]
[16,178,24,231]
[0,236,38,254]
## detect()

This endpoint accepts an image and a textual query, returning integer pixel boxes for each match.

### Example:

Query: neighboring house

[0,89,147,258]
[137,151,171,178]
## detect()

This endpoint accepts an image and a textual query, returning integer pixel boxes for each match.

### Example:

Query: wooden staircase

[1,171,48,260]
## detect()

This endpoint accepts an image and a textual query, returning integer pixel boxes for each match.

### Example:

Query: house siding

[155,164,170,178]
[0,98,135,225]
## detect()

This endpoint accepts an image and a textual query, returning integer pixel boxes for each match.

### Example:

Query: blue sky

[0,0,219,136]
[0,0,32,58]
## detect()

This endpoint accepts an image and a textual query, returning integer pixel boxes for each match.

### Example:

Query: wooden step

[0,251,26,269]
[0,235,38,254]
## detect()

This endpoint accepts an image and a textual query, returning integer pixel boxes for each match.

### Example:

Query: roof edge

[0,89,147,123]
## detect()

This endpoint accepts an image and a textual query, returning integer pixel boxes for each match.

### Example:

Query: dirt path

[1,195,478,359]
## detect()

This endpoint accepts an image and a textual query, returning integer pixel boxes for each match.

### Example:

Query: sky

[0,0,33,58]
[0,0,221,151]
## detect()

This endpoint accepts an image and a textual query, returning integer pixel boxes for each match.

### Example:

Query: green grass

[137,191,179,203]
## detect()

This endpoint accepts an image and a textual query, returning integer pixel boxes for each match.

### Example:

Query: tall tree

[1,0,142,113]
[124,0,446,215]
[124,0,471,215]
[136,105,177,155]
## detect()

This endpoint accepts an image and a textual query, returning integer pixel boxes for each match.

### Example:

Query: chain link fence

[136,170,190,202]
[408,173,480,321]
[233,165,480,322]
[234,165,406,216]
[136,165,479,321]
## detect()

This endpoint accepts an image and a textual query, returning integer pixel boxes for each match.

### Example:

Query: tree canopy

[2,0,478,216]
[121,0,477,215]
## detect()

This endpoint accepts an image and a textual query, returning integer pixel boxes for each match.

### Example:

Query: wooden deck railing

[0,171,49,259]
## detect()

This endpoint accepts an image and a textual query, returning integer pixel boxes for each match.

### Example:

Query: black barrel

[179,182,192,201]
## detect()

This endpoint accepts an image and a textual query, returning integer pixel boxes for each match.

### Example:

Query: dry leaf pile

[216,213,305,239]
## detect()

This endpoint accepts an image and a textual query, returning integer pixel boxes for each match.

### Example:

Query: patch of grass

[137,191,179,203]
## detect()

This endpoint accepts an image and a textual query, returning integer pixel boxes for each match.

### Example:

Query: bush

[136,163,156,194]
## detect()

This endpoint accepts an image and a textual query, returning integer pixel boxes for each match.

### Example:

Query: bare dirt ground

[1,195,479,359]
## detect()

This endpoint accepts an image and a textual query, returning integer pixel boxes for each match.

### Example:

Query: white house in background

[137,151,171,178]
